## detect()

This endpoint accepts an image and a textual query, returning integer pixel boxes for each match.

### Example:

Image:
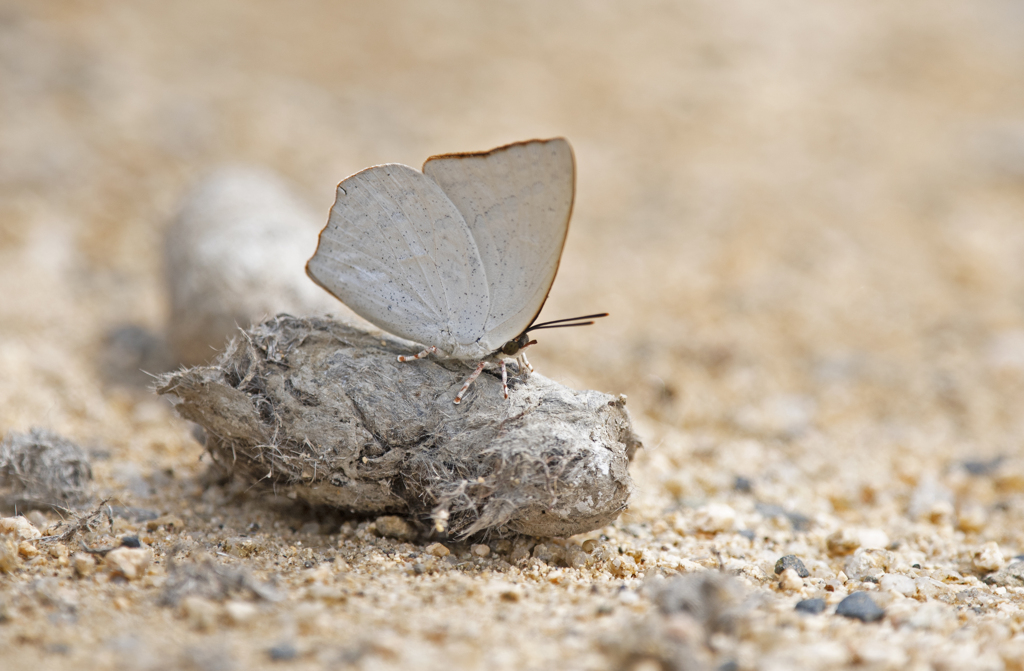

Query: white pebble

[972,542,1005,572]
[73,552,96,577]
[844,548,893,581]
[104,547,152,580]
[778,568,803,592]
[0,516,41,541]
[914,577,953,600]
[879,573,916,596]
[693,503,736,533]
[856,528,890,550]
[224,600,259,625]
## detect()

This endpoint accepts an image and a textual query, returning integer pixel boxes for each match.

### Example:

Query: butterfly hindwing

[306,163,490,353]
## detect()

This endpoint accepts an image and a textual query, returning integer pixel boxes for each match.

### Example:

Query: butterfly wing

[306,163,490,354]
[422,138,575,351]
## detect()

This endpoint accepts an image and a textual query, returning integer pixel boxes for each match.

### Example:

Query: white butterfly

[306,137,605,403]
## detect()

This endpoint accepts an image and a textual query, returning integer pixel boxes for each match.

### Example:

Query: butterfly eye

[501,335,528,356]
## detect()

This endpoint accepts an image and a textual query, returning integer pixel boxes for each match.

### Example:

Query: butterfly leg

[501,359,509,399]
[397,346,437,363]
[517,352,534,374]
[454,361,487,404]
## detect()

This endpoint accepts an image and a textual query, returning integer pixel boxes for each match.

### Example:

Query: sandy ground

[4,1,1024,669]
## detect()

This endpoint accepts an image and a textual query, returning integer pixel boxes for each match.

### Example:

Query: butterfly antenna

[527,312,608,332]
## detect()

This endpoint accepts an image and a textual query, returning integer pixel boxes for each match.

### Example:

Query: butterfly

[306,137,606,404]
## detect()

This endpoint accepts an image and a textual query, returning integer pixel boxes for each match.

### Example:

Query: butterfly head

[500,333,537,357]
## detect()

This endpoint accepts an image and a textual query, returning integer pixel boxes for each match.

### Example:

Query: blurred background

[2,1,1024,534]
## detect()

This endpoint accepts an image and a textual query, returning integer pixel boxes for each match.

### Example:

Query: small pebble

[509,543,532,564]
[532,542,565,565]
[826,529,861,556]
[582,539,598,554]
[795,598,826,615]
[375,516,416,541]
[972,542,1005,572]
[778,568,803,592]
[104,547,152,580]
[18,540,39,558]
[471,544,490,558]
[0,539,20,573]
[957,505,988,533]
[844,548,891,581]
[566,546,589,568]
[73,552,96,577]
[836,591,885,622]
[268,642,298,661]
[983,560,1024,587]
[0,516,41,541]
[425,543,450,557]
[693,503,736,533]
[608,555,638,578]
[618,589,640,605]
[879,573,916,596]
[120,536,142,548]
[224,600,259,625]
[500,588,521,602]
[915,576,954,599]
[492,539,512,555]
[775,555,810,577]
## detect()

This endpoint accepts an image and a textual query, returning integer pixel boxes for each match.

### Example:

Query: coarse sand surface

[3,2,1024,669]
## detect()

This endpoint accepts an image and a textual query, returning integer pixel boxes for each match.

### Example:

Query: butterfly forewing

[423,138,575,351]
[306,163,490,353]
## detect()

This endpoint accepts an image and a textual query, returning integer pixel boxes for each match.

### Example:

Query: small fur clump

[0,428,93,510]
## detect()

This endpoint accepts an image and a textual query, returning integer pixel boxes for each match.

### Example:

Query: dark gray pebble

[755,503,811,531]
[962,456,1003,476]
[794,598,826,615]
[835,592,884,622]
[774,554,810,577]
[984,560,1024,587]
[268,643,298,661]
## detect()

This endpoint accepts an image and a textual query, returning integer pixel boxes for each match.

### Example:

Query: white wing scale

[423,138,575,350]
[306,163,490,357]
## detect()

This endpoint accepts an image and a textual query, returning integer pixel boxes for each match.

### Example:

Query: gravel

[835,592,885,623]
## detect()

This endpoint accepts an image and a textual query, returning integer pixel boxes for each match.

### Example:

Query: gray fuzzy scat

[157,314,638,538]
[0,428,93,510]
